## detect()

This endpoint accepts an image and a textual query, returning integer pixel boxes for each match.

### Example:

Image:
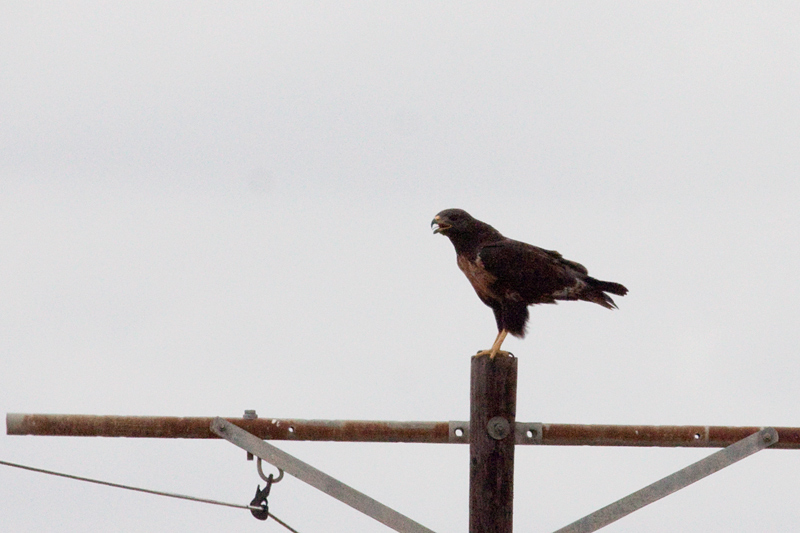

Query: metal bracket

[516,422,543,444]
[446,421,543,444]
[448,421,469,443]
[210,417,436,533]
[552,427,779,533]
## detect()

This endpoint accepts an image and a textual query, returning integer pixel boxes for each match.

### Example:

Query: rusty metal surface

[5,413,450,442]
[539,423,800,449]
[7,413,800,448]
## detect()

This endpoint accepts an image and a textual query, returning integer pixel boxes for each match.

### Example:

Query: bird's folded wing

[478,240,586,300]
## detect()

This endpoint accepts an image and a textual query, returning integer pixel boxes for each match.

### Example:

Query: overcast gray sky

[2,2,799,532]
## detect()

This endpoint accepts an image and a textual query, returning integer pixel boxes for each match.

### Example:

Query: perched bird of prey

[432,208,628,358]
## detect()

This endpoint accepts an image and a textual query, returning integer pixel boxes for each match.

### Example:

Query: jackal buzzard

[432,208,627,358]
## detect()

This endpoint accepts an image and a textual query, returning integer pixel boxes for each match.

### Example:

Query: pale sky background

[2,2,800,532]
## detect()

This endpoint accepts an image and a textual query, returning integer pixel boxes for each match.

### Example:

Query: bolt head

[487,416,511,440]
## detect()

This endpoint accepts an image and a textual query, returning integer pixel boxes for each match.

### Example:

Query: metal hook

[249,480,271,521]
[257,456,284,483]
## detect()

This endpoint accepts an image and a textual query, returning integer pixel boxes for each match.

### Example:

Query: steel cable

[0,459,299,532]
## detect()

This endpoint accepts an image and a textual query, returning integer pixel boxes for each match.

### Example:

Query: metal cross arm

[9,413,800,449]
[210,417,436,533]
[552,427,779,533]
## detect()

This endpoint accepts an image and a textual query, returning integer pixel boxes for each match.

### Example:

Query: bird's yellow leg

[489,329,509,359]
[475,329,510,359]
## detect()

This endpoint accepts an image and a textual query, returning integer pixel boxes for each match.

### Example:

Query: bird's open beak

[431,216,451,234]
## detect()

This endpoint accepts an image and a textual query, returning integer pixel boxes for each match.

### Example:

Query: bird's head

[432,209,502,254]
[431,208,478,236]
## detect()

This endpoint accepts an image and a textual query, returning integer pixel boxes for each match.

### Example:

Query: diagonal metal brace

[210,417,435,533]
[553,427,778,533]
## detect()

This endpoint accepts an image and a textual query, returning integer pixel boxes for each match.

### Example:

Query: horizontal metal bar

[7,414,800,449]
[553,428,779,533]
[5,413,450,442]
[211,418,435,533]
[537,423,786,448]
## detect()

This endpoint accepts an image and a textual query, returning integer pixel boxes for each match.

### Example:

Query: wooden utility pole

[470,355,518,533]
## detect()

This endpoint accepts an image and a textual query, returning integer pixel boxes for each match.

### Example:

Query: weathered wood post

[470,354,518,533]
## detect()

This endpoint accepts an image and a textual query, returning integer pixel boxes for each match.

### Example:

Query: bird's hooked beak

[431,215,451,234]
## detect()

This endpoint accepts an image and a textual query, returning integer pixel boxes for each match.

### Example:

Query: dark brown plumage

[432,208,627,358]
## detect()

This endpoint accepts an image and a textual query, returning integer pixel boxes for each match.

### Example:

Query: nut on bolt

[487,416,511,440]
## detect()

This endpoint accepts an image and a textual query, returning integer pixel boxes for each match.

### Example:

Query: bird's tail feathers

[583,277,628,309]
[586,277,628,296]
